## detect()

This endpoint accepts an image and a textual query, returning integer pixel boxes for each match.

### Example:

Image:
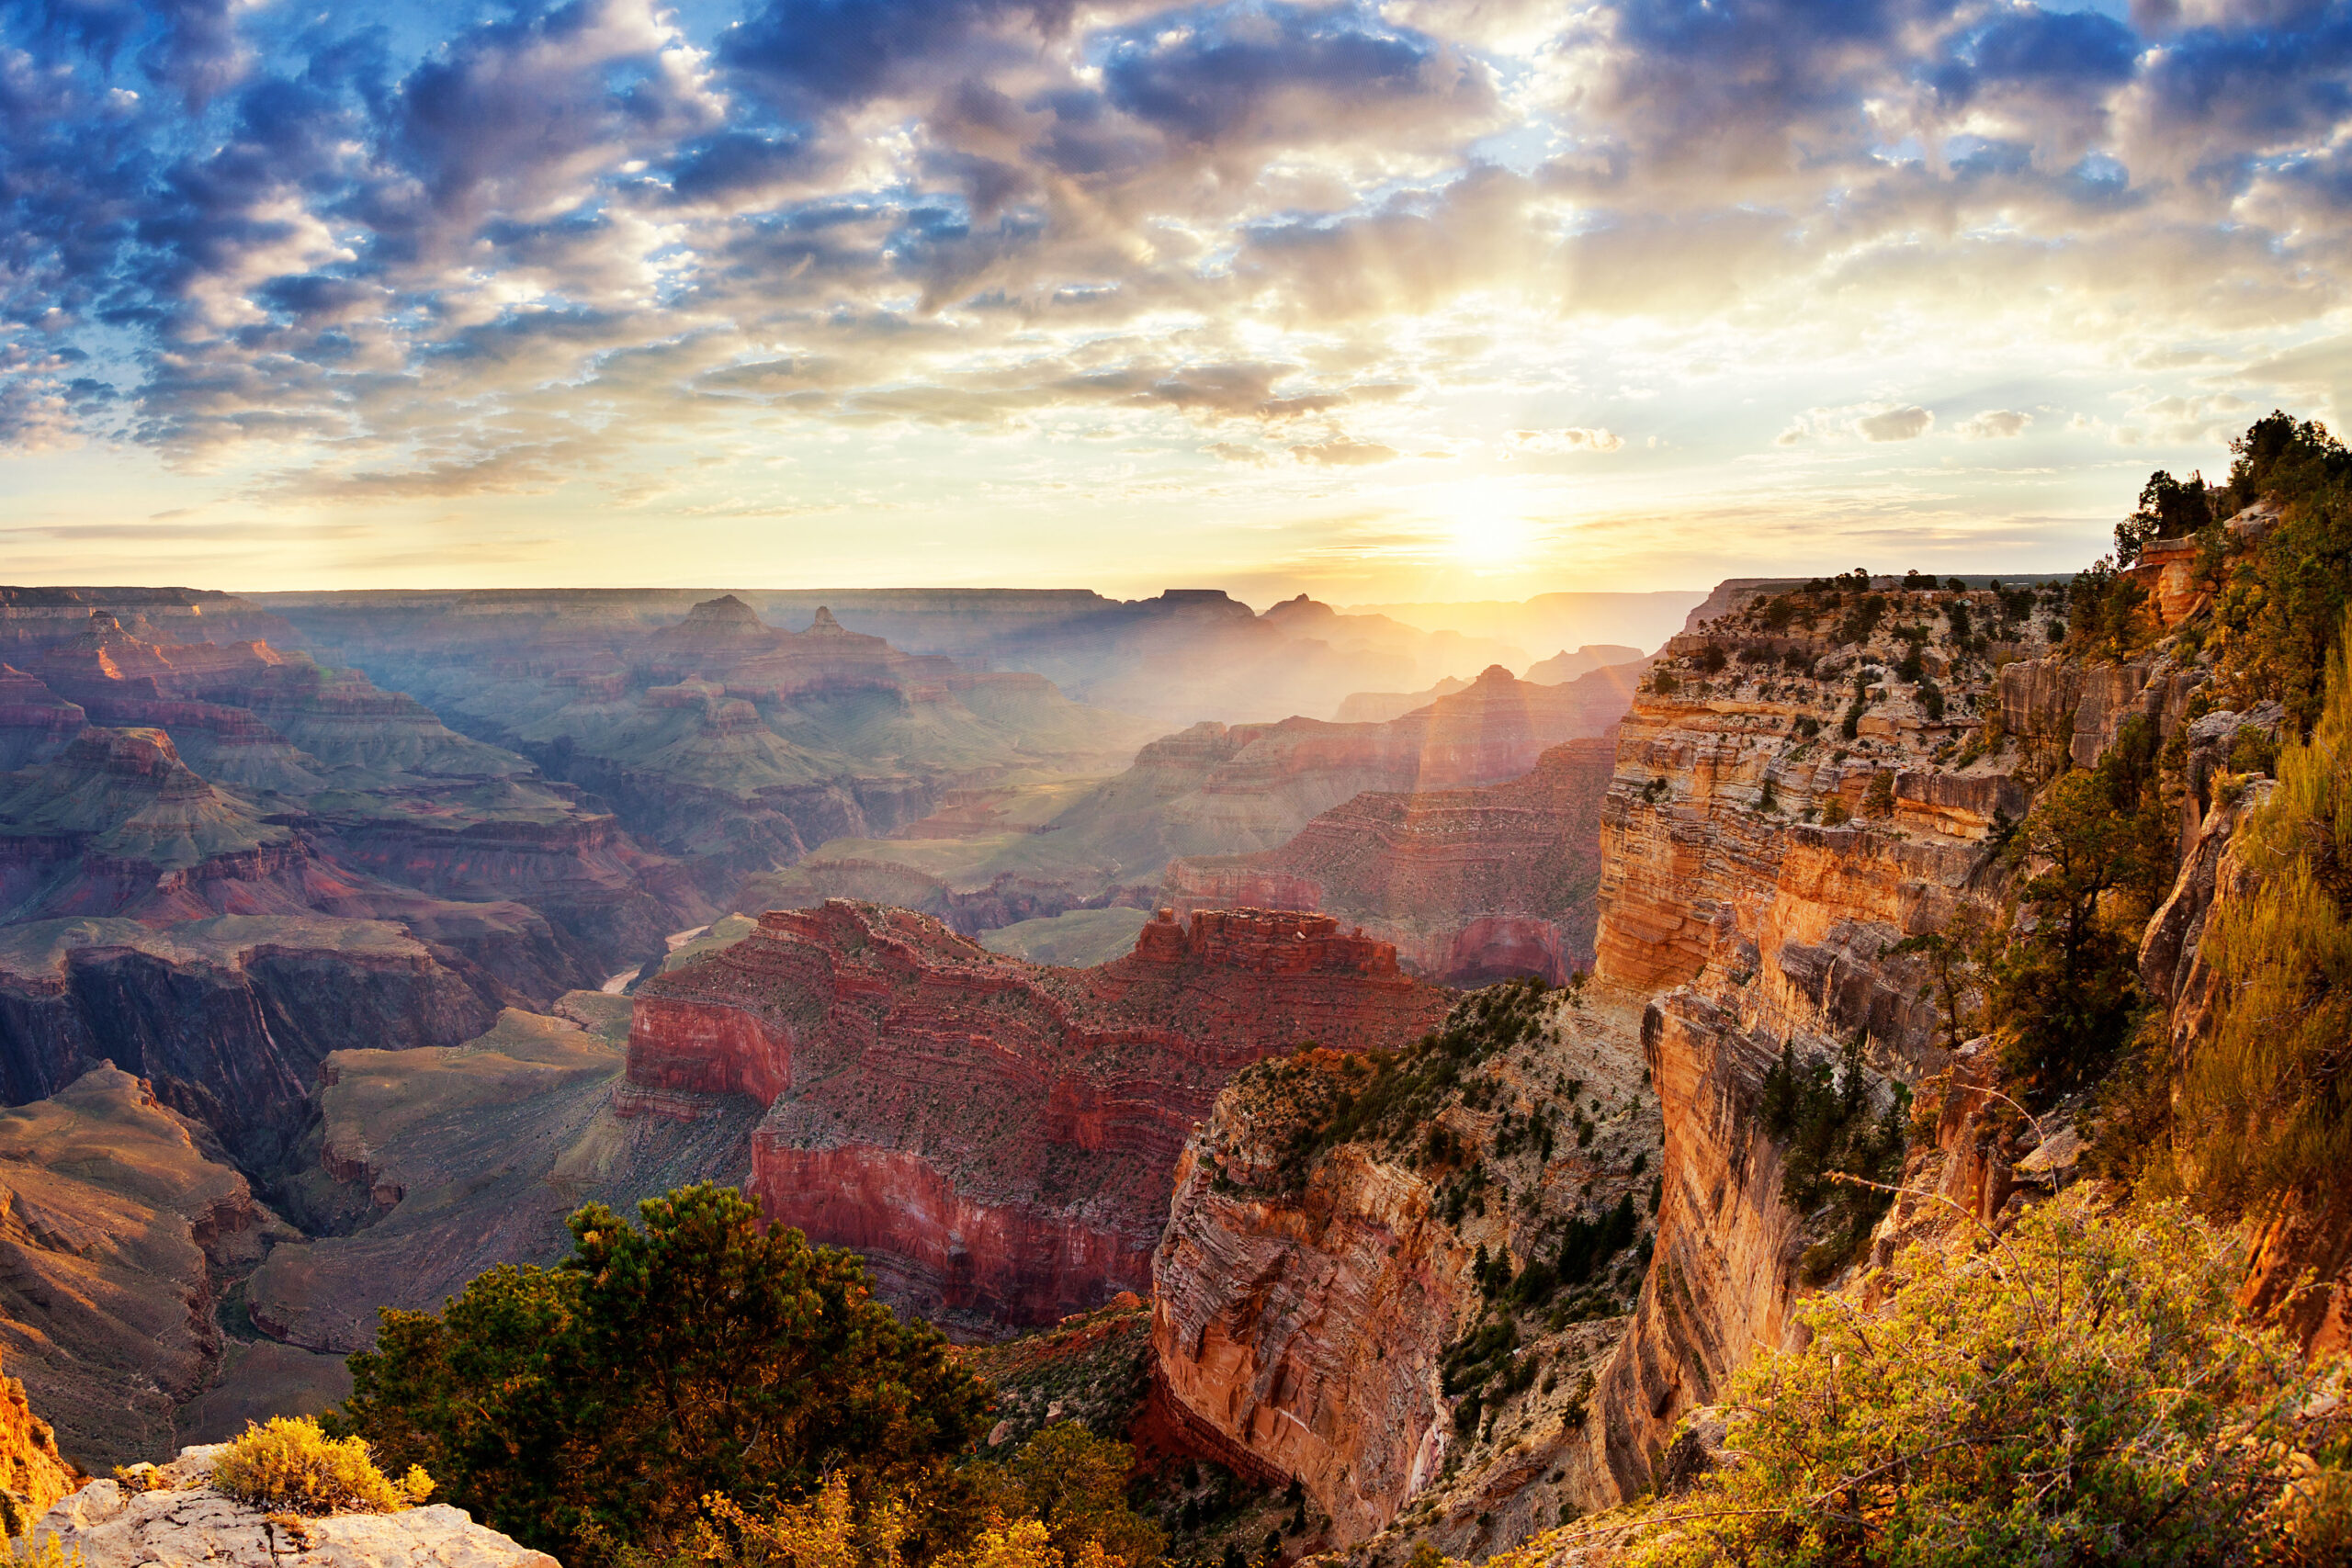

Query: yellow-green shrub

[209,1416,432,1516]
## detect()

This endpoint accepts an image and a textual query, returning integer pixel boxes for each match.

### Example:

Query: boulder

[24,1446,558,1568]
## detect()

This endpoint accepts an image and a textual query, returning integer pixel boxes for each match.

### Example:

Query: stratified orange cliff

[623,901,1454,1334]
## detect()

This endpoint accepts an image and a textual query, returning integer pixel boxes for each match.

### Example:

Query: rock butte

[625,901,1453,1335]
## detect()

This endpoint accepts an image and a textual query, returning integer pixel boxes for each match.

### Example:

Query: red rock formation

[625,901,1452,1332]
[1163,739,1618,986]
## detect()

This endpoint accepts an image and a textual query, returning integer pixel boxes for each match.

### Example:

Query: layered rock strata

[1163,739,1618,987]
[1141,576,2244,1561]
[625,901,1453,1334]
[1148,988,1661,1553]
[1586,581,2222,1496]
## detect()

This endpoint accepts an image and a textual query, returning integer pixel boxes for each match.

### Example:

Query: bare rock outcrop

[1582,580,2214,1500]
[25,1446,554,1568]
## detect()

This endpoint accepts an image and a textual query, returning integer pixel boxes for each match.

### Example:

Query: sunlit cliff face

[3,0,2350,595]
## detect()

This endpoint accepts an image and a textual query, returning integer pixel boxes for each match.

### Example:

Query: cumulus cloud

[1857,405,1935,442]
[1958,409,2034,439]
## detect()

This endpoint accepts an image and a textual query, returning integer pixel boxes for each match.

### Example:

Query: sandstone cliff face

[1148,987,1660,1555]
[626,901,1453,1335]
[1164,739,1617,987]
[1580,581,2222,1497]
[0,1348,79,1529]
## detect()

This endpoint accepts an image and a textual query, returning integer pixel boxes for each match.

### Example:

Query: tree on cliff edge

[334,1183,990,1564]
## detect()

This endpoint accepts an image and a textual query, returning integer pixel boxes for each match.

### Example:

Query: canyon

[761,660,1645,937]
[0,554,2314,1568]
[257,587,1583,728]
[0,578,1668,1468]
[623,901,1453,1335]
[1162,737,1620,987]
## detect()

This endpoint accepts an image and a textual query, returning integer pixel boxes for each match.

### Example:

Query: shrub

[334,1184,989,1563]
[209,1416,430,1517]
[2175,611,2352,1227]
[1860,772,1894,818]
[2229,722,2281,775]
[1649,669,1679,696]
[1757,1035,1905,1281]
[1820,797,1851,827]
[1699,644,1727,674]
[1614,1193,2349,1568]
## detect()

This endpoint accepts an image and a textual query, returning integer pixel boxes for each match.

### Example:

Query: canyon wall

[0,1065,282,1471]
[1586,584,2212,1493]
[624,901,1453,1335]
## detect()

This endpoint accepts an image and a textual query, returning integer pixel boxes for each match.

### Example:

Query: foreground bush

[209,1416,431,1516]
[1514,1193,2349,1567]
[334,1183,989,1563]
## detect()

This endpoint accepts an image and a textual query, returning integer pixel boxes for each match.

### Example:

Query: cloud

[1857,405,1935,442]
[1957,409,2033,439]
[1500,427,1624,456]
[1290,436,1399,465]
[7,0,2352,536]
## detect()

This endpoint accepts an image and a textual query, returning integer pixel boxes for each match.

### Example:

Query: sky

[5,0,2352,604]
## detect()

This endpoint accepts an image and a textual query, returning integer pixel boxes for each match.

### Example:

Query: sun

[1442,502,1538,568]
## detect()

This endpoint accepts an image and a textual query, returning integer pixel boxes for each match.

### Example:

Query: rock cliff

[0,1346,78,1531]
[1148,983,1661,1554]
[1581,577,2231,1498]
[626,901,1453,1335]
[1163,739,1618,987]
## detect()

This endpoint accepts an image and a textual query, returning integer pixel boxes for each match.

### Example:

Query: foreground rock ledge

[23,1445,559,1568]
